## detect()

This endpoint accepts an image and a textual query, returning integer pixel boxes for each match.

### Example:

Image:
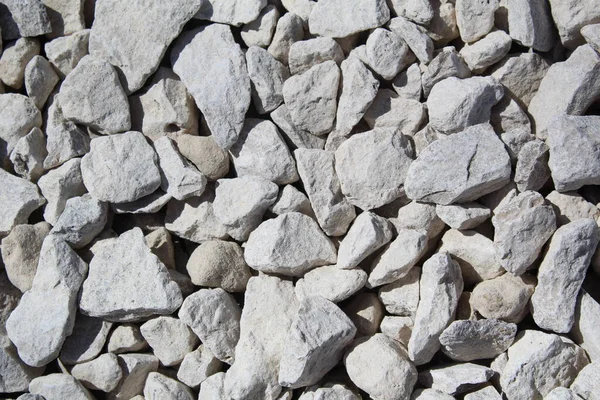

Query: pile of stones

[1,0,600,399]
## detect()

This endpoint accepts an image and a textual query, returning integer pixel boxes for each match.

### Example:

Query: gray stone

[460,30,512,73]
[50,194,107,249]
[421,46,471,98]
[548,0,600,49]
[109,354,159,400]
[24,55,59,109]
[144,372,194,400]
[107,324,147,354]
[455,0,498,42]
[79,228,183,322]
[295,149,356,236]
[470,273,535,323]
[177,345,222,388]
[500,127,535,162]
[90,0,202,93]
[364,28,410,80]
[572,290,600,362]
[2,0,51,37]
[71,353,123,392]
[439,319,517,361]
[38,160,86,227]
[571,362,600,400]
[140,316,199,367]
[10,127,47,181]
[337,212,392,269]
[582,23,600,53]
[172,24,251,150]
[0,38,40,89]
[281,0,315,22]
[492,99,532,136]
[500,330,588,399]
[295,264,367,303]
[298,383,361,400]
[392,63,422,100]
[41,0,86,38]
[363,89,426,134]
[60,313,112,365]
[199,372,226,400]
[271,105,326,150]
[507,0,555,51]
[335,129,414,210]
[436,202,491,230]
[269,184,315,218]
[531,219,599,333]
[283,60,340,136]
[288,38,344,76]
[241,5,279,48]
[408,253,463,365]
[388,16,434,63]
[0,336,44,393]
[175,135,229,181]
[81,131,161,203]
[246,46,289,114]
[179,288,241,364]
[380,316,413,348]
[545,387,583,400]
[112,191,171,215]
[427,77,503,134]
[546,190,600,227]
[464,386,502,400]
[345,334,417,400]
[490,53,549,108]
[144,228,175,270]
[193,0,266,26]
[267,12,304,65]
[419,363,494,395]
[0,93,41,154]
[279,296,356,388]
[44,29,90,77]
[29,373,94,400]
[378,266,420,317]
[342,292,384,336]
[389,0,434,25]
[391,201,446,239]
[411,388,455,400]
[493,190,556,275]
[0,170,45,238]
[308,0,390,38]
[155,136,206,200]
[514,139,550,192]
[59,56,130,134]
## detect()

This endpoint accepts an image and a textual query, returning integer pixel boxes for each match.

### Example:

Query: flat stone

[295,264,367,303]
[460,30,512,73]
[144,372,194,400]
[436,202,491,230]
[439,229,504,285]
[112,191,171,215]
[298,383,361,400]
[345,334,417,400]
[308,0,390,38]
[175,135,229,181]
[186,240,251,292]
[246,47,289,115]
[528,45,600,138]
[0,93,42,154]
[335,129,414,210]
[267,12,304,65]
[24,55,59,109]
[334,55,379,136]
[531,219,599,333]
[241,5,279,48]
[179,288,241,364]
[514,139,550,192]
[378,266,420,318]
[129,67,199,141]
[29,373,94,400]
[90,0,201,93]
[392,63,422,100]
[44,29,90,77]
[279,296,356,388]
[342,292,384,336]
[50,194,107,249]
[283,60,340,136]
[10,127,47,181]
[71,353,123,392]
[177,345,222,388]
[60,313,112,365]
[419,363,494,395]
[1,222,50,292]
[172,24,250,150]
[0,38,40,89]
[427,77,503,134]
[391,201,446,239]
[380,316,413,348]
[470,273,535,323]
[140,316,199,367]
[507,0,555,51]
[421,47,471,98]
[42,0,86,38]
[500,330,588,399]
[38,158,86,225]
[408,253,463,366]
[3,0,51,37]
[269,184,315,218]
[572,290,600,362]
[288,38,344,76]
[439,319,517,362]
[548,0,600,49]
[571,362,600,400]
[193,0,266,26]
[0,336,44,393]
[224,275,298,399]
[405,123,511,205]
[107,324,147,354]
[368,229,428,288]
[388,16,434,63]
[490,53,549,108]
[295,149,356,236]
[79,228,182,322]
[81,131,161,203]
[59,56,130,134]
[493,190,556,275]
[363,89,426,134]
[109,354,159,400]
[455,0,498,42]
[337,212,392,269]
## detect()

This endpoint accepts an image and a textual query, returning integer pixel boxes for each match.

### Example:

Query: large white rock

[0,336,44,392]
[507,0,555,51]
[531,219,599,333]
[571,362,600,400]
[0,169,45,237]
[37,158,86,225]
[388,16,434,63]
[193,0,266,26]
[391,201,445,239]
[144,372,194,400]
[548,0,600,49]
[24,55,59,110]
[267,12,304,65]
[363,89,426,134]
[378,266,421,317]
[10,127,48,182]
[421,47,471,98]
[288,37,344,76]
[308,0,390,38]
[241,5,279,48]
[0,38,40,90]
[455,0,498,42]
[459,30,512,73]
[364,28,411,80]
[470,273,535,323]
[246,47,289,114]
[279,296,356,388]
[140,316,199,367]
[172,24,251,150]
[408,253,463,365]
[490,53,549,107]
[50,194,108,249]
[177,345,222,388]
[297,383,361,400]
[436,202,491,230]
[0,93,41,155]
[345,333,417,400]
[81,131,161,203]
[44,29,90,77]
[79,228,182,322]
[337,212,392,270]
[295,264,367,303]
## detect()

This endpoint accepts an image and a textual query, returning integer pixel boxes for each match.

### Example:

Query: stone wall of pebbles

[1,0,600,399]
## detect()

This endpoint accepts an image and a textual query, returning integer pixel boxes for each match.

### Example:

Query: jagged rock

[295,265,367,303]
[582,23,600,53]
[50,194,107,249]
[548,0,600,49]
[490,53,549,108]
[389,0,434,25]
[71,353,123,392]
[363,89,425,134]
[439,319,517,361]
[0,170,45,239]
[24,55,59,109]
[246,47,289,114]
[388,16,434,63]
[343,292,384,336]
[455,0,498,42]
[155,136,206,200]
[436,202,491,230]
[308,0,390,38]
[380,316,413,348]
[10,127,47,181]
[572,290,600,362]
[571,362,600,400]
[140,316,199,367]
[0,335,44,393]
[175,135,229,181]
[337,212,392,269]
[288,38,344,77]
[460,30,512,73]
[544,387,583,400]
[42,0,86,38]
[364,28,410,80]
[29,373,94,400]
[392,63,422,101]
[378,266,420,317]
[269,185,315,218]
[391,201,446,239]
[177,345,222,388]
[44,29,90,77]
[109,354,159,400]
[419,363,494,395]
[107,324,147,354]
[60,313,112,365]
[193,0,266,26]
[507,0,555,51]
[297,383,361,400]
[0,38,40,89]
[267,12,304,65]
[514,139,551,192]
[470,273,535,323]
[241,5,279,48]
[0,93,42,154]
[421,47,471,98]
[144,372,194,400]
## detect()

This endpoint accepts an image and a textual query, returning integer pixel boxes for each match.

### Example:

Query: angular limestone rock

[177,345,222,388]
[144,372,194,400]
[37,158,86,225]
[335,129,414,210]
[571,362,600,400]
[3,0,51,37]
[269,184,315,218]
[514,139,550,192]
[378,266,420,317]
[364,28,410,80]
[60,313,112,365]
[29,374,94,400]
[172,24,251,150]
[470,273,535,323]
[267,12,304,65]
[0,336,44,393]
[44,29,90,77]
[0,38,40,90]
[24,55,59,109]
[110,354,159,400]
[500,330,588,399]
[337,212,392,269]
[79,228,182,322]
[279,296,356,388]
[380,316,413,347]
[548,0,600,49]
[343,292,384,336]
[491,53,549,109]
[0,169,45,237]
[388,16,434,64]
[363,89,426,134]
[175,135,229,181]
[507,0,555,51]
[90,0,202,93]
[241,5,279,48]
[140,316,199,367]
[419,363,494,395]
[271,104,326,150]
[308,0,390,38]
[572,290,600,362]
[295,265,367,303]
[0,93,42,154]
[405,123,511,205]
[298,383,361,400]
[392,63,422,100]
[179,288,241,364]
[288,37,344,76]
[391,201,445,239]
[295,149,356,236]
[246,46,289,114]
[194,0,266,26]
[345,334,417,400]
[421,47,471,98]
[107,324,147,354]
[71,353,123,392]
[59,56,130,134]
[439,319,517,361]
[10,127,47,181]
[531,219,599,333]
[408,253,463,365]
[455,0,498,42]
[436,202,491,230]
[81,131,161,203]
[582,23,600,53]
[460,30,512,73]
[492,191,556,275]
[50,194,108,249]
[42,0,86,38]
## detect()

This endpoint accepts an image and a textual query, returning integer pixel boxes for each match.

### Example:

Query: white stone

[388,16,434,63]
[436,202,491,230]
[545,387,584,400]
[44,29,90,77]
[38,158,86,225]
[378,266,420,317]
[439,319,517,361]
[308,0,390,38]
[408,253,463,365]
[392,63,422,101]
[24,55,59,109]
[470,273,535,323]
[3,0,51,37]
[572,290,600,362]
[490,53,549,108]
[107,324,147,354]
[514,139,551,192]
[0,38,40,89]
[337,212,392,269]
[140,316,199,367]
[71,353,123,392]
[29,374,94,400]
[343,292,384,336]
[194,0,266,26]
[380,316,413,348]
[389,0,434,25]
[0,336,44,393]
[411,388,455,400]
[364,28,410,80]
[50,194,107,249]
[582,23,600,53]
[143,372,194,400]
[60,313,112,365]
[460,30,512,73]
[41,0,85,38]
[267,12,304,65]
[464,386,502,400]
[172,24,251,150]
[455,0,498,42]
[177,345,222,388]
[199,372,226,400]
[419,363,494,395]
[571,362,600,400]
[109,354,159,400]
[288,38,344,76]
[391,201,446,239]
[10,127,47,182]
[241,5,279,48]
[0,170,45,237]
[175,135,229,181]
[269,184,315,218]
[295,264,367,303]
[421,46,471,98]
[246,46,289,114]
[548,0,600,49]
[271,105,326,150]
[0,93,41,154]
[298,383,361,400]
[507,0,555,51]
[112,191,171,215]
[363,89,426,134]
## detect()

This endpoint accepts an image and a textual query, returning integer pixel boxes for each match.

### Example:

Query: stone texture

[342,292,384,337]
[50,194,107,249]
[378,266,420,317]
[490,53,549,108]
[29,373,94,400]
[288,38,344,76]
[194,0,266,26]
[514,139,551,192]
[0,38,40,89]
[144,371,194,400]
[60,313,112,365]
[455,0,498,42]
[380,316,413,348]
[436,202,491,230]
[267,12,304,65]
[391,201,446,239]
[24,55,59,109]
[109,354,159,400]
[572,290,600,362]
[364,28,410,80]
[363,89,426,134]
[0,170,45,239]
[335,129,414,210]
[408,253,463,365]
[172,24,251,150]
[308,0,390,38]
[175,135,229,181]
[389,0,434,25]
[155,136,206,200]
[507,0,555,51]
[38,158,86,225]
[71,353,123,392]
[79,228,183,322]
[241,5,279,48]
[2,0,51,37]
[548,0,600,49]
[464,386,502,400]
[405,123,511,205]
[144,228,175,270]
[10,127,47,181]
[271,104,326,150]
[140,316,199,367]
[44,29,90,77]
[388,16,434,63]
[470,273,535,323]
[459,30,512,73]
[246,47,289,115]
[269,184,315,218]
[0,335,44,393]
[421,47,471,98]
[107,324,147,354]
[582,23,600,53]
[419,363,494,395]
[531,219,599,333]
[295,264,367,303]
[439,319,517,361]
[297,383,361,400]
[41,0,85,38]
[392,63,422,101]
[0,93,42,154]
[337,212,392,269]
[177,345,222,388]
[571,362,600,400]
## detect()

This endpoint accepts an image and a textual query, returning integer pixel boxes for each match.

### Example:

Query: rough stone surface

[0,335,44,393]
[175,135,229,181]
[0,38,40,90]
[378,266,420,317]
[41,0,85,38]
[44,29,90,77]
[107,324,147,354]
[288,38,344,76]
[10,127,47,182]
[439,319,517,361]
[364,28,410,80]
[29,373,94,400]
[582,23,600,53]
[194,0,266,26]
[572,290,600,362]
[144,371,195,400]
[392,63,422,100]
[421,47,471,98]
[50,194,107,249]
[548,0,600,49]
[71,353,123,392]
[571,362,600,400]
[24,55,59,110]
[267,12,304,65]
[269,184,315,218]
[172,24,251,150]
[419,363,494,395]
[60,313,112,365]
[364,89,426,134]
[271,104,326,150]
[246,47,289,115]
[408,253,463,365]
[459,30,512,73]
[38,158,86,225]
[405,123,511,205]
[337,212,392,270]
[507,0,555,51]
[455,0,498,42]
[110,353,159,400]
[470,273,535,323]
[241,5,279,48]
[308,0,390,38]
[155,136,206,200]
[177,345,222,388]
[297,383,361,400]
[343,292,384,337]
[388,16,434,64]
[436,202,491,230]
[140,316,199,367]
[391,201,445,239]
[295,264,367,303]
[0,93,42,154]
[514,139,551,192]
